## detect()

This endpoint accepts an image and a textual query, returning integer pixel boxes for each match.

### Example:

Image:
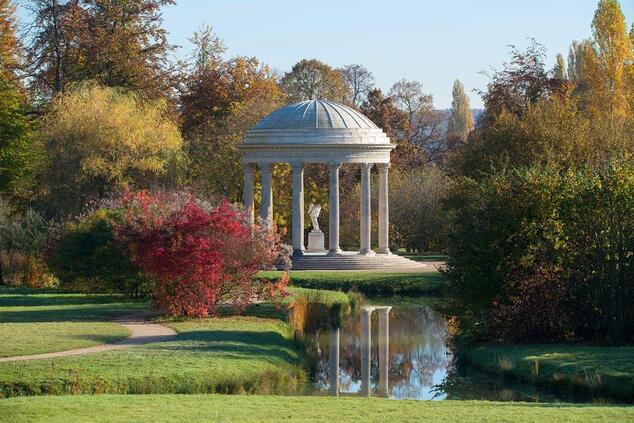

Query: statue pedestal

[306,230,326,253]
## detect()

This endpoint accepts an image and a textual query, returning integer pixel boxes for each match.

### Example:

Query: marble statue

[308,203,321,232]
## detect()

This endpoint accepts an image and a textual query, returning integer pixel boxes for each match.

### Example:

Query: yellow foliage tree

[584,0,634,119]
[39,83,183,217]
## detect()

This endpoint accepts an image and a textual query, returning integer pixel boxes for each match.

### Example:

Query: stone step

[288,252,427,271]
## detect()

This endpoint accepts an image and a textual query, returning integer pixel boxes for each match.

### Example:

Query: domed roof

[254,100,378,130]
[240,99,394,164]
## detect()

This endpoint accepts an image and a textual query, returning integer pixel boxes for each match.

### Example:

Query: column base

[358,249,376,256]
[327,248,343,256]
[292,250,305,257]
[377,248,391,255]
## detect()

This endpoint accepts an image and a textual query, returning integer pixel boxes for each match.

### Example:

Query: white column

[291,162,305,255]
[377,163,391,254]
[377,306,392,397]
[328,162,342,255]
[243,163,255,226]
[329,327,340,397]
[360,306,375,396]
[260,163,273,228]
[359,163,374,255]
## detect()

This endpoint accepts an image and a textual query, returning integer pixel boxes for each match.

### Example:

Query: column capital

[328,161,342,172]
[290,161,304,172]
[361,163,374,172]
[377,163,391,172]
[244,162,255,174]
[259,162,272,175]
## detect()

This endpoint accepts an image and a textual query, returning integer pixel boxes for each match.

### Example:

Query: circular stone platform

[289,251,428,271]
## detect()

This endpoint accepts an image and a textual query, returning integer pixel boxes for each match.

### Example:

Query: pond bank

[460,342,634,403]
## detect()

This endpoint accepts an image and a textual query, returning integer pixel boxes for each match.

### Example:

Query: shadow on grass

[0,302,149,323]
[152,330,298,364]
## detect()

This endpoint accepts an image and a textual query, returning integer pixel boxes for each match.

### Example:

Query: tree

[389,79,445,162]
[180,27,284,201]
[478,41,568,127]
[0,0,20,77]
[568,40,589,83]
[38,83,183,217]
[583,0,634,119]
[339,64,374,107]
[446,80,474,142]
[0,72,31,195]
[360,89,409,141]
[25,0,178,100]
[554,53,567,79]
[280,59,350,102]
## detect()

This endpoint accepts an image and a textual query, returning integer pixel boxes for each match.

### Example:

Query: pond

[309,304,589,402]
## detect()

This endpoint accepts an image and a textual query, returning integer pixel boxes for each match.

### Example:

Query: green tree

[280,59,350,102]
[0,73,31,195]
[38,83,183,217]
[446,80,474,142]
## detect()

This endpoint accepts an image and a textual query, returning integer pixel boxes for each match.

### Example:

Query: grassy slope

[462,343,634,401]
[261,270,445,296]
[0,316,303,397]
[3,395,634,422]
[0,288,146,357]
[0,286,353,396]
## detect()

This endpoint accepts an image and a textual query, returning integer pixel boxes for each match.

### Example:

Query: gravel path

[0,312,177,363]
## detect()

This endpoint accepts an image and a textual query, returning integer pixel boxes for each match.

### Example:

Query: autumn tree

[0,0,20,77]
[554,53,567,79]
[280,59,350,102]
[389,79,445,163]
[568,40,589,83]
[583,0,633,119]
[447,80,474,142]
[180,27,284,201]
[38,83,183,217]
[25,0,178,100]
[339,64,374,107]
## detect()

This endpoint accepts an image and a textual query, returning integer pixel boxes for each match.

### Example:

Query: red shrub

[113,191,288,317]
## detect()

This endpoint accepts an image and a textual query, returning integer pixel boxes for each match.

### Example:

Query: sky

[17,0,634,108]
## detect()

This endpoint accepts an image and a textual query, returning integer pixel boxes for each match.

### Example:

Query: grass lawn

[0,286,359,397]
[261,270,445,296]
[0,316,304,397]
[462,343,634,402]
[0,288,147,357]
[3,394,634,422]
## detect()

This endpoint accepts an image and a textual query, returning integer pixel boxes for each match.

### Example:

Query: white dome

[254,100,378,130]
[240,100,394,164]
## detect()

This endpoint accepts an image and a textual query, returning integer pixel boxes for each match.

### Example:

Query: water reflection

[312,305,579,402]
[314,306,450,399]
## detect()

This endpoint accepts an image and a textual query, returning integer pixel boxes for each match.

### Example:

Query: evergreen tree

[554,53,567,79]
[447,80,474,142]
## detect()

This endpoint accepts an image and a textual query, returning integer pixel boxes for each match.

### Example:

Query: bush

[46,209,150,298]
[445,163,634,343]
[113,191,289,317]
[0,199,54,287]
